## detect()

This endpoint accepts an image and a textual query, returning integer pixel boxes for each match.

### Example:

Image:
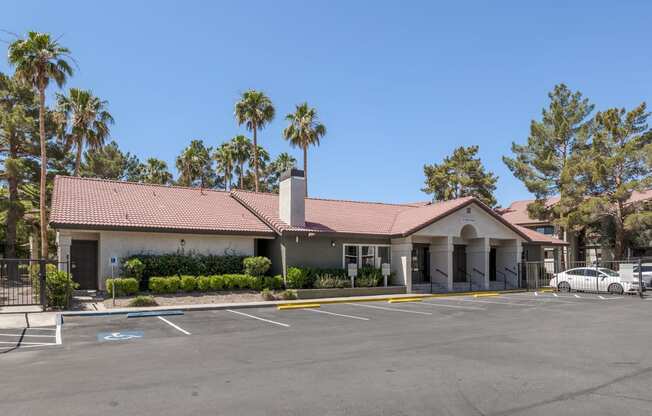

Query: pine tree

[503,84,594,261]
[578,103,652,259]
[422,145,498,207]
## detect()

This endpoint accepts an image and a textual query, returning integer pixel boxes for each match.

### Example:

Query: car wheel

[607,283,624,295]
[557,281,571,292]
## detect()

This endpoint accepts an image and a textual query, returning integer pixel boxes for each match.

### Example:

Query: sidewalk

[0,311,59,329]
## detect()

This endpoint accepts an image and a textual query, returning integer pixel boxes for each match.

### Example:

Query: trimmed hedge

[147,274,284,294]
[124,253,246,285]
[45,268,79,309]
[286,267,309,289]
[106,278,139,297]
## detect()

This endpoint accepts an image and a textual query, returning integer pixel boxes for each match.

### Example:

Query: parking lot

[1,292,652,416]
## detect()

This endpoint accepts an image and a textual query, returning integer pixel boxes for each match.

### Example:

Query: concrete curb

[58,289,527,319]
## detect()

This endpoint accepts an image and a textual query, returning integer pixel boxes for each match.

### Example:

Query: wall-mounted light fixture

[295,236,299,244]
[180,239,186,247]
[330,240,336,247]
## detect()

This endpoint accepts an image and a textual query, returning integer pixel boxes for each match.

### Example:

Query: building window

[342,244,391,269]
[534,225,555,235]
[344,245,358,267]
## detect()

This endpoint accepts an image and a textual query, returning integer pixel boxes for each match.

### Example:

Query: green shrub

[263,275,284,290]
[105,278,139,297]
[209,275,225,291]
[261,288,275,301]
[124,253,246,281]
[122,258,145,281]
[313,274,351,289]
[179,275,197,292]
[280,289,297,300]
[148,276,180,294]
[286,267,309,289]
[148,277,167,294]
[165,276,181,293]
[356,266,383,287]
[45,268,78,309]
[197,276,211,292]
[243,256,272,277]
[128,295,158,307]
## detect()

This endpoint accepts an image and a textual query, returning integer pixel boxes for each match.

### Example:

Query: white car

[550,267,644,295]
[619,263,652,288]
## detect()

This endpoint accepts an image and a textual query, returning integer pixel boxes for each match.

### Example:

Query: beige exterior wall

[56,229,258,290]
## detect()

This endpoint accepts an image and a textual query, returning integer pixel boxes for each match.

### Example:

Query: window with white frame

[342,244,391,269]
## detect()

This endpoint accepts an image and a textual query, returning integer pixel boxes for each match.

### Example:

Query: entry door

[489,248,497,281]
[453,245,467,282]
[411,246,430,284]
[71,240,98,290]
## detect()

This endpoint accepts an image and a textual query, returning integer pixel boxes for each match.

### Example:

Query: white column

[429,236,453,291]
[391,239,413,292]
[56,232,72,272]
[483,238,490,290]
[467,238,490,290]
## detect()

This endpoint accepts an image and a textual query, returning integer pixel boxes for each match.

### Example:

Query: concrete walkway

[0,311,59,329]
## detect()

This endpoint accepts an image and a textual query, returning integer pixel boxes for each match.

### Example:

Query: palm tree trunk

[74,137,83,176]
[38,84,49,259]
[239,163,244,189]
[252,125,259,192]
[5,136,19,260]
[303,145,308,197]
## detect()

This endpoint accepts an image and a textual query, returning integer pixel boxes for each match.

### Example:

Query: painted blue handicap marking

[97,331,144,342]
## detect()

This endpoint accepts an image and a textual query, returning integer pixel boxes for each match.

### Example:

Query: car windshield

[598,268,619,277]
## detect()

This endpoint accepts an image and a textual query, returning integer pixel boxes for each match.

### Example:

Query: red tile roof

[231,190,564,243]
[501,190,652,226]
[50,176,274,235]
[51,175,565,245]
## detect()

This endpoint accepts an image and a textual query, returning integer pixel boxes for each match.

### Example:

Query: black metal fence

[518,258,651,296]
[0,258,71,308]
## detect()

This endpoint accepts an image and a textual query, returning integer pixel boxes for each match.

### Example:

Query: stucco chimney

[279,168,306,227]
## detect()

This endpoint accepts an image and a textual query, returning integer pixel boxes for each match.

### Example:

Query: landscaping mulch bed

[103,290,267,308]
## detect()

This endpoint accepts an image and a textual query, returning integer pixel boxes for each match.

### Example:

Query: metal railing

[0,258,71,309]
[518,257,650,297]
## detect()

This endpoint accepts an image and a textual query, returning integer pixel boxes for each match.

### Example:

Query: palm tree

[8,32,73,259]
[234,90,275,192]
[175,139,212,187]
[143,158,172,185]
[213,142,235,190]
[56,88,114,176]
[230,135,251,189]
[283,102,326,196]
[272,152,297,174]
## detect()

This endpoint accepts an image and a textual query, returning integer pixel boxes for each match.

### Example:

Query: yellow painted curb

[388,298,422,303]
[539,288,554,293]
[277,303,320,310]
[473,293,500,298]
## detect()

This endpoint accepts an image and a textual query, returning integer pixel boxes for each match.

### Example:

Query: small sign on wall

[381,263,391,287]
[110,257,117,265]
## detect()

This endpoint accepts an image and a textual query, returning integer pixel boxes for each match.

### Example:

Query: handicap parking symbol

[97,331,144,342]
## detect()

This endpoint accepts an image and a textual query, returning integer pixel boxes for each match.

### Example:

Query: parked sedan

[550,267,644,295]
[619,263,652,288]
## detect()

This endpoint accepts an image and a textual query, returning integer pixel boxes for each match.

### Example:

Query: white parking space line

[430,298,532,308]
[24,327,56,331]
[157,316,192,335]
[574,294,581,298]
[0,333,56,338]
[417,301,486,310]
[348,303,432,315]
[226,309,290,327]
[305,308,370,321]
[0,340,57,346]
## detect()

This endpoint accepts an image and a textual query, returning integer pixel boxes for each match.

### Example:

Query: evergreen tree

[81,140,141,181]
[503,84,594,257]
[578,103,652,259]
[422,145,498,207]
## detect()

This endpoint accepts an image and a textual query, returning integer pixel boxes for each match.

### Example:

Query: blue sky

[2,1,650,206]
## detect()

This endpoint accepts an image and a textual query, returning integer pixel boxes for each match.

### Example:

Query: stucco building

[51,171,564,292]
